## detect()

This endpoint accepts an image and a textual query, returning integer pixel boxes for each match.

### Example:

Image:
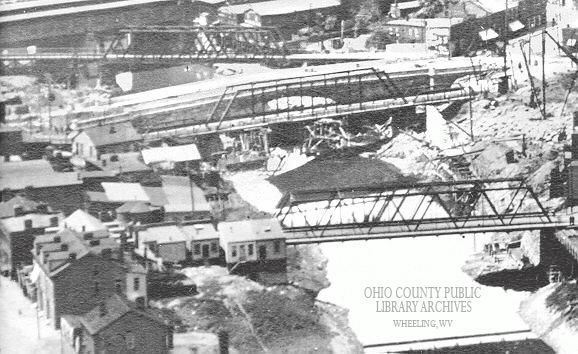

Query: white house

[181,222,220,265]
[218,218,286,272]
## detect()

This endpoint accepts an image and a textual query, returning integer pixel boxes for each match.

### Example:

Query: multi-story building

[0,195,63,278]
[61,294,172,354]
[32,228,146,329]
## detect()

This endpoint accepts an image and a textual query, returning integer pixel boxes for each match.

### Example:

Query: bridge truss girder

[276,178,555,243]
[105,25,287,61]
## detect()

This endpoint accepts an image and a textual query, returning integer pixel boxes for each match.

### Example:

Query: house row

[71,122,202,172]
[0,196,64,278]
[133,218,287,272]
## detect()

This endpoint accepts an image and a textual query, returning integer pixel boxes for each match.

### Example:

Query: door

[258,245,267,260]
[239,245,246,261]
[202,244,210,259]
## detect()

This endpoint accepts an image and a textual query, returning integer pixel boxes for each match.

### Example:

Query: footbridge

[0,25,288,66]
[275,178,570,245]
[73,58,500,139]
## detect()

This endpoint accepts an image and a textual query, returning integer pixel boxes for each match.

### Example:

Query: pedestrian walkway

[0,277,61,354]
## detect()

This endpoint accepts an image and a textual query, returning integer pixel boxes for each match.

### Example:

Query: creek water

[317,233,531,346]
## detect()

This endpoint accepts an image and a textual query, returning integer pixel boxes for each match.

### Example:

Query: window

[50,217,58,227]
[134,277,140,291]
[93,265,98,276]
[24,219,32,229]
[194,244,201,255]
[274,240,281,254]
[248,244,254,256]
[115,279,122,294]
[94,281,99,295]
[210,242,218,253]
[231,246,237,257]
[126,332,135,349]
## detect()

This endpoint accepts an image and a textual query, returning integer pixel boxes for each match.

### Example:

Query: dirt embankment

[519,282,578,354]
[152,246,362,354]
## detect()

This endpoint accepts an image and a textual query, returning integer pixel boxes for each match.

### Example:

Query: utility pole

[542,30,547,119]
[500,0,509,94]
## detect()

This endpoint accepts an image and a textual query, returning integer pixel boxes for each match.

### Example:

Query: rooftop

[0,159,81,190]
[90,152,150,174]
[161,175,211,213]
[63,209,107,232]
[218,218,284,244]
[116,201,161,214]
[268,156,415,194]
[78,122,142,147]
[138,224,189,244]
[219,0,340,16]
[78,294,166,335]
[141,143,201,165]
[0,195,46,218]
[0,213,61,233]
[180,222,219,241]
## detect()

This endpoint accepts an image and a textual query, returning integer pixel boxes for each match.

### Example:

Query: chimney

[99,302,107,317]
[135,296,146,310]
[101,248,111,259]
[218,330,229,354]
[13,205,24,216]
[119,231,127,256]
[82,225,86,232]
[69,253,77,261]
[36,244,42,255]
[36,204,48,213]
[60,243,68,251]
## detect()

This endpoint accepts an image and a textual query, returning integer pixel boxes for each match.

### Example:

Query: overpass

[0,0,217,46]
[274,178,568,245]
[71,58,502,140]
[0,25,287,67]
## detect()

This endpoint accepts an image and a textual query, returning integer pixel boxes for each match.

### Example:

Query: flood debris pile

[519,282,578,354]
[152,263,362,353]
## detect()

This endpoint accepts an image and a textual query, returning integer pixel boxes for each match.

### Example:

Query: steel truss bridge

[0,25,288,64]
[74,65,486,139]
[275,178,569,245]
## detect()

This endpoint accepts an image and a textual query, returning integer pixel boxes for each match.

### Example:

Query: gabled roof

[0,195,41,218]
[141,143,201,165]
[79,294,167,335]
[63,209,107,232]
[102,182,150,202]
[139,224,188,245]
[161,176,211,213]
[78,122,142,147]
[218,218,285,244]
[116,201,160,214]
[0,160,82,190]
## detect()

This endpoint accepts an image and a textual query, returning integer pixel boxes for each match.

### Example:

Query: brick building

[0,159,84,215]
[32,228,146,329]
[0,196,63,278]
[61,295,172,354]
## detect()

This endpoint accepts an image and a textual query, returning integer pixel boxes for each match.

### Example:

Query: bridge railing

[275,178,555,240]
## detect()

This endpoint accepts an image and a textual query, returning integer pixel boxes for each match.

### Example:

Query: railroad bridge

[275,177,578,278]
[72,58,502,140]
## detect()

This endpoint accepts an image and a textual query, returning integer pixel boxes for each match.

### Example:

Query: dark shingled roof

[268,156,416,193]
[81,122,142,147]
[0,195,41,218]
[79,294,167,335]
